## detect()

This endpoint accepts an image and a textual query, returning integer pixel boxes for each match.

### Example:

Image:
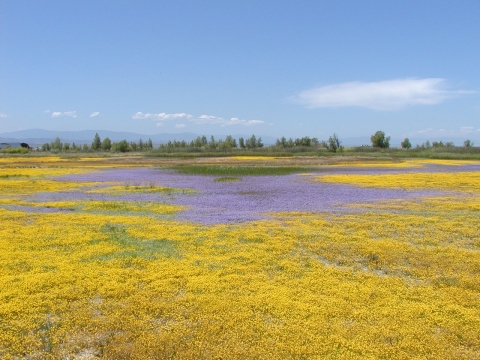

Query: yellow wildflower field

[329,158,480,168]
[0,157,479,359]
[318,171,480,192]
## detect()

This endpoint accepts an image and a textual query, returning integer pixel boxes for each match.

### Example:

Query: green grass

[345,146,480,160]
[0,147,29,154]
[87,224,180,261]
[214,177,242,182]
[3,143,480,160]
[147,151,297,158]
[0,174,30,179]
[144,145,480,160]
[171,165,318,176]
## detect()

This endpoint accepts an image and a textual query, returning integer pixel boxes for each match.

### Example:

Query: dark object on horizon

[0,142,30,150]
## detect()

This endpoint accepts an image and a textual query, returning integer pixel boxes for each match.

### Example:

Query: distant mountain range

[1,129,478,148]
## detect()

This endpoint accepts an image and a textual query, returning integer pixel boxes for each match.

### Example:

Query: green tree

[464,139,474,147]
[147,138,153,150]
[295,137,311,146]
[401,138,412,149]
[370,131,390,148]
[194,136,203,148]
[257,137,264,148]
[238,137,245,149]
[326,133,341,152]
[432,141,444,148]
[208,136,217,150]
[218,140,229,152]
[245,134,257,149]
[276,136,287,148]
[101,137,112,151]
[91,133,102,151]
[111,140,130,152]
[224,135,237,148]
[51,137,63,151]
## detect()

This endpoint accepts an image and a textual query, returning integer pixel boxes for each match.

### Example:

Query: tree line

[158,134,263,151]
[40,133,153,153]
[37,131,475,153]
[370,131,474,149]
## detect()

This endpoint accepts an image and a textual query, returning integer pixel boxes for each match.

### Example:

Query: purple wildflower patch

[52,168,445,224]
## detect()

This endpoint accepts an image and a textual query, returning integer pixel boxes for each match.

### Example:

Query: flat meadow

[0,155,479,359]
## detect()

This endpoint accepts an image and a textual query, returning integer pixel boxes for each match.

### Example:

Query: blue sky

[1,0,479,141]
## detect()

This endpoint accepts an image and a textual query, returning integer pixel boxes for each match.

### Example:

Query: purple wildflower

[51,168,446,225]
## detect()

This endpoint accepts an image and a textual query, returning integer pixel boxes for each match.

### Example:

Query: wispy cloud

[89,112,100,118]
[51,111,78,118]
[460,126,479,134]
[191,114,264,127]
[0,113,7,118]
[132,112,193,120]
[292,78,472,111]
[192,115,224,125]
[221,118,264,127]
[134,112,264,127]
[44,110,50,113]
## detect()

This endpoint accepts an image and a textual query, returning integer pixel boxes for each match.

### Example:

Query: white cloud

[132,112,193,120]
[89,112,100,118]
[191,115,225,125]
[190,114,264,127]
[51,111,78,118]
[460,126,475,133]
[221,118,264,127]
[0,113,7,118]
[292,78,472,111]
[415,128,434,134]
[134,112,264,127]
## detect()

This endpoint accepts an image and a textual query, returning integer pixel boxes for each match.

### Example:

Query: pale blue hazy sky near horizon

[1,0,479,141]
